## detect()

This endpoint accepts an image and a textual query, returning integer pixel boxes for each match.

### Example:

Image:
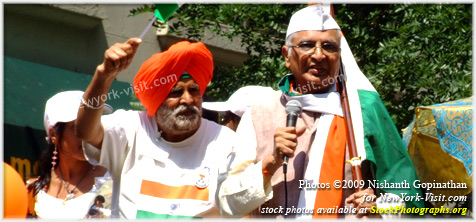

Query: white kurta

[83,110,234,219]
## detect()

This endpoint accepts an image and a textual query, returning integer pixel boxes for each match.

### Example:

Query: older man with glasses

[217,4,409,219]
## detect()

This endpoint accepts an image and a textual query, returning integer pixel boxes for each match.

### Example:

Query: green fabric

[136,210,197,219]
[180,73,192,79]
[277,74,302,96]
[4,56,136,130]
[154,4,179,22]
[358,89,424,209]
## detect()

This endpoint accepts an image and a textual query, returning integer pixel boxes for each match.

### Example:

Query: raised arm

[75,38,142,148]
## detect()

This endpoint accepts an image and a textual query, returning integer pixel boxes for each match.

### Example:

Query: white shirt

[34,173,111,219]
[83,110,234,219]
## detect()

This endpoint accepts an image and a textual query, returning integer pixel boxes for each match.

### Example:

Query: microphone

[283,100,303,174]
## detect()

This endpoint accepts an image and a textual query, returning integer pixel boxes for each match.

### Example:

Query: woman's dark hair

[27,122,66,195]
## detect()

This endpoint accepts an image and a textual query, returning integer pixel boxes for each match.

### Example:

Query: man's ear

[282,45,291,69]
[48,126,57,144]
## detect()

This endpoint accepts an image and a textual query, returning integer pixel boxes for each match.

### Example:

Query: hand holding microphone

[282,100,302,174]
[278,100,302,215]
[271,100,303,176]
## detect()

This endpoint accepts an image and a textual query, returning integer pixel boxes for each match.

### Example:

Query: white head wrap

[286,4,341,39]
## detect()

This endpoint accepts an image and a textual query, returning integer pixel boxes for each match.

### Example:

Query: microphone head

[285,100,303,115]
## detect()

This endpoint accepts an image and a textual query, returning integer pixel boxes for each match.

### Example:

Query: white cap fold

[44,91,113,137]
[286,4,341,39]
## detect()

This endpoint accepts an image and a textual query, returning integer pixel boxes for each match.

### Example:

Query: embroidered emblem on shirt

[194,167,210,189]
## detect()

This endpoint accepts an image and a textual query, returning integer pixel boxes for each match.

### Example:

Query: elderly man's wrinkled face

[283,30,341,94]
[156,78,202,136]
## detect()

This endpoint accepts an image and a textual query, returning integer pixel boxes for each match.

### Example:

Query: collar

[279,74,343,116]
[278,74,301,96]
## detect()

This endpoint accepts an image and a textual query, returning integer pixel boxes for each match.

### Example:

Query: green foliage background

[130,4,472,131]
[335,4,472,130]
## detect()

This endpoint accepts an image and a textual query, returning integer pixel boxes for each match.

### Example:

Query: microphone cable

[284,161,288,218]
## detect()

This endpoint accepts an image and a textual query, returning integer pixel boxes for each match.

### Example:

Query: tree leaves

[336,4,472,130]
[130,4,472,132]
[164,4,307,101]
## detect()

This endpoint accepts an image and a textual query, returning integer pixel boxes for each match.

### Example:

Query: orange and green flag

[139,3,181,39]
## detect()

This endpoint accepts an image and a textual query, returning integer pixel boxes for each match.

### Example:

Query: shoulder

[101,109,142,129]
[249,90,284,118]
[201,118,233,133]
[200,118,236,140]
[251,90,283,108]
[102,109,139,122]
[104,109,141,120]
[199,119,235,156]
[255,88,281,101]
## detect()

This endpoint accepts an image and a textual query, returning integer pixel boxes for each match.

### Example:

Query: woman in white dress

[26,91,112,219]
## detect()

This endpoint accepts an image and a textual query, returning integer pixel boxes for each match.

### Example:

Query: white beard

[156,104,202,134]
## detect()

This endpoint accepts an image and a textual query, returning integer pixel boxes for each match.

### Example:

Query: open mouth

[176,109,199,119]
[309,66,326,76]
[181,107,197,115]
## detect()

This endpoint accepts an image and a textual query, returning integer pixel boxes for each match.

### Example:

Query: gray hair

[285,32,297,57]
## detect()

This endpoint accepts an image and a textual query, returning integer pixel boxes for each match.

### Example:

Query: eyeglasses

[290,42,340,56]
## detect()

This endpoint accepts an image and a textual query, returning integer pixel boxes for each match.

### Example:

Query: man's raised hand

[97,38,142,79]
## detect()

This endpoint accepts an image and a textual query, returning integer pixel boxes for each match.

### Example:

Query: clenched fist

[96,38,142,80]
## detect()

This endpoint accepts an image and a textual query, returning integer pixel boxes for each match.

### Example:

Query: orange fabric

[133,41,214,116]
[307,2,322,7]
[140,180,209,201]
[312,115,346,218]
[289,81,302,95]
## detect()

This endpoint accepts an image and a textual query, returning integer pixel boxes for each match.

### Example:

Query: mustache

[168,104,201,118]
